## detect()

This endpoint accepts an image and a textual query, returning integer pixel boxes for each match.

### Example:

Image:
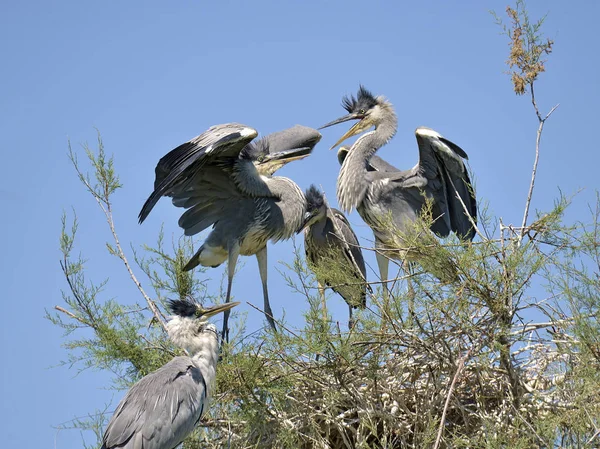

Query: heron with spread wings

[139,124,321,339]
[321,86,477,297]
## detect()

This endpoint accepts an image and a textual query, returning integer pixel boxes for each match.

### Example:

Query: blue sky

[1,1,599,447]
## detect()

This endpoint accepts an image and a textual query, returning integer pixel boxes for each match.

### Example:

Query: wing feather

[138,123,257,223]
[101,356,207,449]
[330,209,370,306]
[414,129,477,241]
[331,209,367,281]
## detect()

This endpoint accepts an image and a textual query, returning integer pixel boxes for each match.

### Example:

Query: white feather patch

[415,127,442,138]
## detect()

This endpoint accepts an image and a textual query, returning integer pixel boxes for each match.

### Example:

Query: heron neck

[337,116,396,211]
[309,213,328,238]
[265,177,306,240]
[189,332,219,393]
[361,113,397,160]
[233,160,276,197]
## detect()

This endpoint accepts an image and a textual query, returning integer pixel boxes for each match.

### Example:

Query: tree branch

[519,82,559,246]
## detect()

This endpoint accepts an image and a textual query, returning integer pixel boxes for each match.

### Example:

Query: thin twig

[586,427,600,446]
[55,305,85,324]
[433,348,471,449]
[246,301,300,338]
[444,166,486,242]
[105,201,168,331]
[69,150,167,331]
[519,81,559,245]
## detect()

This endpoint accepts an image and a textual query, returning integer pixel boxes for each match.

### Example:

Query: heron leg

[376,251,390,313]
[256,247,277,332]
[403,259,416,326]
[317,281,327,323]
[221,246,239,344]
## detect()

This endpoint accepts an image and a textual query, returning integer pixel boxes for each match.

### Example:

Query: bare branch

[55,305,85,324]
[433,348,471,449]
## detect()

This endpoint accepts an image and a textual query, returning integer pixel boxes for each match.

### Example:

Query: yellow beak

[200,301,240,318]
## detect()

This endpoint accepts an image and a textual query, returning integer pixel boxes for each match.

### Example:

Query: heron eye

[359,109,366,114]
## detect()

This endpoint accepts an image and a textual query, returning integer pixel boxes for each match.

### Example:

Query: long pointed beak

[200,301,240,318]
[319,113,372,150]
[257,146,312,175]
[263,146,312,164]
[319,112,361,130]
[296,211,313,234]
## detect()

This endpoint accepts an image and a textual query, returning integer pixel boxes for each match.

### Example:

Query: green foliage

[52,4,600,449]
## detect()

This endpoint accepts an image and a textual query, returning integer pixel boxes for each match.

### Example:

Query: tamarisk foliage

[52,4,600,448]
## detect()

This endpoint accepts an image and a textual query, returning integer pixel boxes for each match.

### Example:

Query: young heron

[299,185,370,327]
[100,300,239,449]
[139,124,321,340]
[320,86,477,300]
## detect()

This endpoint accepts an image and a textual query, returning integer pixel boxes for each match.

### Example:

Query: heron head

[240,126,321,175]
[319,85,393,150]
[297,185,327,233]
[166,299,239,351]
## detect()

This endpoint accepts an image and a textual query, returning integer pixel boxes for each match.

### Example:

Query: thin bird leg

[317,281,327,324]
[222,246,239,344]
[256,247,277,332]
[376,251,390,309]
[403,259,416,326]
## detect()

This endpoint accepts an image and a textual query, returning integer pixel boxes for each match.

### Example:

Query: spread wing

[101,356,208,449]
[365,128,476,240]
[139,125,321,238]
[413,128,476,240]
[138,123,258,223]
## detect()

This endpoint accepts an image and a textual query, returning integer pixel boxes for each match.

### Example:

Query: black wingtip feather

[168,299,199,317]
[138,194,159,224]
[440,136,469,160]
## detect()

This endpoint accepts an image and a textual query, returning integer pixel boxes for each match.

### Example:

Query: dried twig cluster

[502,1,554,95]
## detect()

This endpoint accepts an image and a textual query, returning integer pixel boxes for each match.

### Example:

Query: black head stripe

[240,139,267,160]
[168,299,199,317]
[305,184,324,211]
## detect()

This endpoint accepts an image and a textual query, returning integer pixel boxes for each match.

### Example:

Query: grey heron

[139,124,321,339]
[320,86,476,298]
[101,299,239,449]
[298,185,370,327]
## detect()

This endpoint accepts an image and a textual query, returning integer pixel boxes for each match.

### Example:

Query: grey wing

[102,357,207,449]
[173,167,254,236]
[331,209,371,300]
[363,165,446,237]
[304,229,318,267]
[139,123,258,223]
[368,155,399,172]
[413,128,477,241]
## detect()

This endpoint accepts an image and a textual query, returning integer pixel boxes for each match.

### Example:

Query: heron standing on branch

[139,124,321,339]
[299,185,370,327]
[100,300,239,449]
[320,86,477,299]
